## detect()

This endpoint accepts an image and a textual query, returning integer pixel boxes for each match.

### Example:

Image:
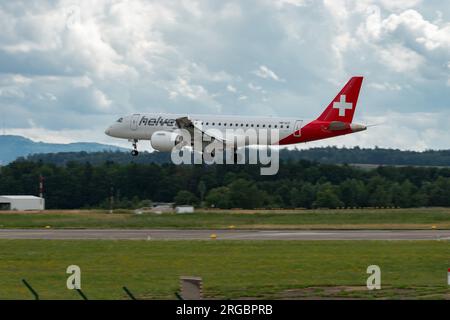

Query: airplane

[105,76,367,157]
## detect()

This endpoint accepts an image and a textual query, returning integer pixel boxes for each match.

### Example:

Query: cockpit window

[116,118,123,123]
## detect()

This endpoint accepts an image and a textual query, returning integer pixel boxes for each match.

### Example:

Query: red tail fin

[317,76,363,123]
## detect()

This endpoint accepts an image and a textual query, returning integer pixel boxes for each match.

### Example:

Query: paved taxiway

[0,229,450,240]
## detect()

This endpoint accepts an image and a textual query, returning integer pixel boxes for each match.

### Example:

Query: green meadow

[1,208,450,230]
[0,240,449,300]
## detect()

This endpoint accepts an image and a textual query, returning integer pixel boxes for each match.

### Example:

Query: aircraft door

[130,114,140,131]
[293,120,303,137]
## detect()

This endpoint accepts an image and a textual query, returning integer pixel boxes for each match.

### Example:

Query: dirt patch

[278,286,368,300]
[276,286,450,300]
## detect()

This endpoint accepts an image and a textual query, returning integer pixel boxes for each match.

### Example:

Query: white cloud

[170,77,208,101]
[93,89,112,110]
[0,87,25,98]
[368,82,403,91]
[323,0,349,22]
[380,0,422,12]
[274,0,311,8]
[38,92,57,101]
[253,65,284,82]
[378,44,425,72]
[227,84,237,93]
[248,83,262,91]
[72,76,93,88]
[11,75,32,85]
[359,8,450,53]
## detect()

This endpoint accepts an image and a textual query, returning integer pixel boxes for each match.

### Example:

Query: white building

[175,205,194,214]
[0,196,45,211]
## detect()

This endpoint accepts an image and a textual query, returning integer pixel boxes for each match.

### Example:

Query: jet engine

[150,131,186,152]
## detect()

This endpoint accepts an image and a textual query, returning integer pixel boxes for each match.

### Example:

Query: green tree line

[1,160,450,209]
[21,146,450,167]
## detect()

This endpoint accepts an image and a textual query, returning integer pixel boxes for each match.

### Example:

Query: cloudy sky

[0,0,449,150]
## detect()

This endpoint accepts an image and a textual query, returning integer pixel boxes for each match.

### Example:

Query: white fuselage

[105,113,305,144]
[105,77,367,154]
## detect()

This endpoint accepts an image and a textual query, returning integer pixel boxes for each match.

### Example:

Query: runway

[0,229,450,240]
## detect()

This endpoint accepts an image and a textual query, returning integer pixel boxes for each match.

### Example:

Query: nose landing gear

[131,139,139,156]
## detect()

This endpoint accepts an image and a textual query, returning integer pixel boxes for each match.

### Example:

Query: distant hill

[21,150,171,166]
[0,135,127,165]
[19,146,450,167]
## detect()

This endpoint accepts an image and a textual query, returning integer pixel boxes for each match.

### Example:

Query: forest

[21,146,450,166]
[1,157,450,209]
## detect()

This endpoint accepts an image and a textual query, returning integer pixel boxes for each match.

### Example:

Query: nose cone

[105,126,112,136]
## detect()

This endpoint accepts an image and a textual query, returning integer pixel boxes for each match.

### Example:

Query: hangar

[0,196,45,211]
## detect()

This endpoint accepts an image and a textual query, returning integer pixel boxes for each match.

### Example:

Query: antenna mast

[39,175,45,199]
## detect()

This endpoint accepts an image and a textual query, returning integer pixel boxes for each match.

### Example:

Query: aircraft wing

[175,116,233,145]
[175,116,195,131]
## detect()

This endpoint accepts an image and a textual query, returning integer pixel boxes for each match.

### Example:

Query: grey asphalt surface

[0,229,450,240]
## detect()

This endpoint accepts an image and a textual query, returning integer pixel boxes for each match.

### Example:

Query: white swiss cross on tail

[333,95,353,117]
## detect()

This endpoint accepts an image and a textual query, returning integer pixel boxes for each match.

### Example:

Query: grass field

[1,208,450,230]
[0,240,449,300]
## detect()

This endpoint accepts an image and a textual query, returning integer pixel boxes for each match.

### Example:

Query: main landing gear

[234,152,239,163]
[131,139,139,156]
